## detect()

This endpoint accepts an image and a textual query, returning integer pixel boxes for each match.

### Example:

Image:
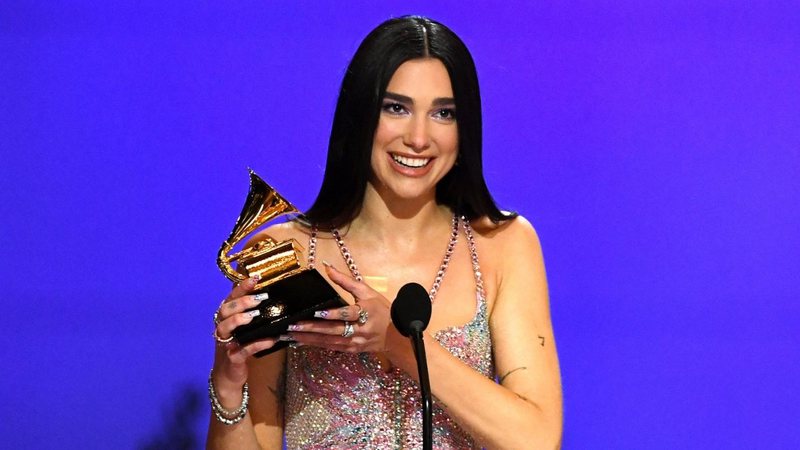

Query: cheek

[371,124,386,156]
[373,117,401,147]
[438,128,459,156]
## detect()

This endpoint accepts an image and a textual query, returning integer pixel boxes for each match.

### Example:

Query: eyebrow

[384,91,455,107]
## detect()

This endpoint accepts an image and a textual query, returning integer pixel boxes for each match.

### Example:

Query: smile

[391,154,431,168]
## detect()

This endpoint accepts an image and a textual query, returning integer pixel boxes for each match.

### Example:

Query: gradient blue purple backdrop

[1,1,798,448]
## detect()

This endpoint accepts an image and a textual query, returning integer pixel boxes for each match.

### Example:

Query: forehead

[385,58,454,98]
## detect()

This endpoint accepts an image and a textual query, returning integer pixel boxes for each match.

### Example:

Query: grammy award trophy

[216,170,346,356]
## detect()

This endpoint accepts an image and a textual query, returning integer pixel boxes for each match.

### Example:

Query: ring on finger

[213,328,234,344]
[342,321,355,338]
[355,304,369,325]
[213,310,221,325]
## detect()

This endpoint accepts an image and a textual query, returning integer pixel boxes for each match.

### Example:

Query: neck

[348,183,452,240]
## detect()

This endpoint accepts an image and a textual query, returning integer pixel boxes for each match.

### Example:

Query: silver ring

[342,321,355,338]
[213,310,221,325]
[213,328,234,344]
[356,304,369,325]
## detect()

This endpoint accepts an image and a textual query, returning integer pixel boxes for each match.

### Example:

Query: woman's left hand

[283,263,396,353]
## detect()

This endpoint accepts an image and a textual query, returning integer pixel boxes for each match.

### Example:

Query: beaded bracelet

[208,371,249,425]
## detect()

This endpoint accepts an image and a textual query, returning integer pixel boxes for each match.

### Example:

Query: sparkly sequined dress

[283,218,494,449]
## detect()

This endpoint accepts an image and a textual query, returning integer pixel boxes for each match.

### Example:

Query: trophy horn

[217,169,304,285]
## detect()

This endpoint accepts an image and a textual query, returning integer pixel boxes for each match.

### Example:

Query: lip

[388,152,435,177]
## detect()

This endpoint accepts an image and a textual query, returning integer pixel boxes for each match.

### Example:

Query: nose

[403,115,430,151]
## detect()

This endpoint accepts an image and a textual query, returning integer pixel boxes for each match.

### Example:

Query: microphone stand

[409,321,432,450]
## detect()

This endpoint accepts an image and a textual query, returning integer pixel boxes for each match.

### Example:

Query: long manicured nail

[254,292,269,302]
[322,260,334,269]
[314,310,329,319]
[247,310,261,318]
[278,334,295,342]
[287,324,302,332]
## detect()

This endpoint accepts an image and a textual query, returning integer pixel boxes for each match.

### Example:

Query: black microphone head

[391,282,432,337]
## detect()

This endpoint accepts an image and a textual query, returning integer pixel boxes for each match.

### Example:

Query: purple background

[1,1,798,448]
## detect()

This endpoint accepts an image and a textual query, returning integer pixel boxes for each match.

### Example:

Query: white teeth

[392,154,430,168]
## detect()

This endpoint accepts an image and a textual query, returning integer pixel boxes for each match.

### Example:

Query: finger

[288,331,358,350]
[216,309,262,338]
[311,304,362,322]
[323,263,373,299]
[228,337,278,363]
[225,276,260,303]
[217,292,269,322]
[287,320,356,336]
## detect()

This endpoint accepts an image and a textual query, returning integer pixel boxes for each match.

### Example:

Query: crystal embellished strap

[308,225,317,269]
[332,227,364,282]
[461,217,486,299]
[428,214,459,300]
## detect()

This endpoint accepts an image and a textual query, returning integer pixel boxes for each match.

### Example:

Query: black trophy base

[232,268,347,357]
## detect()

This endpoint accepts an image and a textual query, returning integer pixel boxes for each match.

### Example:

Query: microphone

[391,282,433,450]
[391,282,432,337]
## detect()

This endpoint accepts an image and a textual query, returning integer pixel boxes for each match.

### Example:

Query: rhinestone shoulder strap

[461,217,486,299]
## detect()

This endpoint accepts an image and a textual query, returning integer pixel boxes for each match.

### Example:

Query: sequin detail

[285,219,493,449]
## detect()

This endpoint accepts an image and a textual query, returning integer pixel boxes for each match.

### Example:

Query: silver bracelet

[208,371,249,425]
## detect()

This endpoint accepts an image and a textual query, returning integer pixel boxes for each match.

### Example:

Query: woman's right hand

[211,276,278,397]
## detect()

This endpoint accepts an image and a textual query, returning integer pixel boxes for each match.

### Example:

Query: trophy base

[232,268,347,357]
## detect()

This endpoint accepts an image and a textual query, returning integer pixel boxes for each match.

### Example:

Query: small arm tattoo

[268,367,287,422]
[499,366,528,384]
[268,367,286,407]
[538,335,545,346]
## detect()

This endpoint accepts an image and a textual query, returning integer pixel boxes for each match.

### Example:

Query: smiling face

[369,58,459,203]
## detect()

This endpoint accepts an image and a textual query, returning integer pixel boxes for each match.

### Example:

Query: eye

[382,102,408,115]
[433,108,457,122]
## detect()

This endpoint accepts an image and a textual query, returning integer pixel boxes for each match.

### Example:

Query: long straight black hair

[304,16,515,229]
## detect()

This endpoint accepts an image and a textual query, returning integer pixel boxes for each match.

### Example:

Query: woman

[208,16,562,449]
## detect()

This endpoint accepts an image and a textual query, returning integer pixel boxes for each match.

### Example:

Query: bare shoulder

[469,214,542,255]
[468,214,545,307]
[243,220,313,248]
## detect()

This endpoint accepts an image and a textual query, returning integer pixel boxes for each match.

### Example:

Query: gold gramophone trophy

[217,170,346,356]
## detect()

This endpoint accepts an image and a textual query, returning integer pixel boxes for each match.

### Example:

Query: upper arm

[247,348,286,449]
[489,216,562,422]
